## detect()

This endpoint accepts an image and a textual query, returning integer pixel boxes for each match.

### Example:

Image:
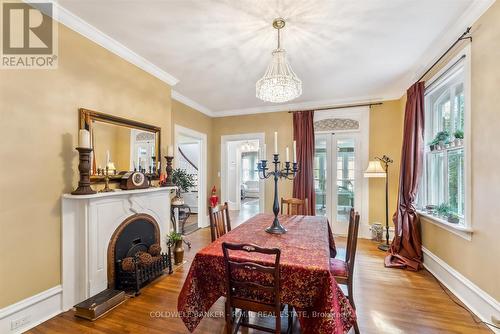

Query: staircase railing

[178,147,198,171]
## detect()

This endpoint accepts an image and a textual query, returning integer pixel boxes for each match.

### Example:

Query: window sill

[417,211,473,241]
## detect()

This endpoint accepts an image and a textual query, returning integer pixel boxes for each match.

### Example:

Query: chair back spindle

[208,202,231,242]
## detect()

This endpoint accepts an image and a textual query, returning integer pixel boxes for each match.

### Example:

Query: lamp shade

[364,160,386,178]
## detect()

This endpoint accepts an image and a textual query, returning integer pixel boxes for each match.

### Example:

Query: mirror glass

[92,121,158,174]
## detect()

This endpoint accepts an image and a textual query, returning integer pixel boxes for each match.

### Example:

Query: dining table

[177,213,357,333]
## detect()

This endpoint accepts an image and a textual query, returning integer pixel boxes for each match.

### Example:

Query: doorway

[221,133,265,218]
[174,125,208,232]
[313,108,369,237]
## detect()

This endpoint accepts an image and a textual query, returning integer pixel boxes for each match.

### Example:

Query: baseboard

[422,247,500,333]
[0,286,62,334]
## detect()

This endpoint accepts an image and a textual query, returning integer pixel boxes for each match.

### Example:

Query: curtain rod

[287,102,383,113]
[424,54,466,93]
[417,27,472,83]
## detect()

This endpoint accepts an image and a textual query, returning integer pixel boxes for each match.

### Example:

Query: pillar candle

[274,132,278,154]
[78,129,90,148]
[293,140,297,162]
[286,146,290,162]
[167,145,174,157]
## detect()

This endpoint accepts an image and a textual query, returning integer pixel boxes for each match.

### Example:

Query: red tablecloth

[177,214,356,333]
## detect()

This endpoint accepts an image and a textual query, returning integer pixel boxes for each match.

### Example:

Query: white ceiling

[55,0,490,116]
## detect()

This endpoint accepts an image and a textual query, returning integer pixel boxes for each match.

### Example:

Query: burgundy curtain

[385,82,425,271]
[292,111,315,215]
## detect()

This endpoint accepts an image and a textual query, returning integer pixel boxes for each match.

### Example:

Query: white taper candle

[78,129,90,148]
[274,132,278,154]
[293,140,297,162]
[286,146,290,162]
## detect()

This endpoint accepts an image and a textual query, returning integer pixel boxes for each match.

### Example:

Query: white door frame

[221,133,265,212]
[174,124,208,228]
[314,107,370,238]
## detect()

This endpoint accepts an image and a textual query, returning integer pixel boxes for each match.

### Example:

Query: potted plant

[431,131,450,150]
[171,168,196,205]
[168,231,184,265]
[436,203,450,218]
[447,212,460,224]
[454,129,464,146]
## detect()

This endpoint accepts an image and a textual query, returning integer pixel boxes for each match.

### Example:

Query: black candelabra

[257,154,299,234]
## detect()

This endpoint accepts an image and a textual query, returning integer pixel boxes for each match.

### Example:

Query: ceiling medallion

[256,18,302,103]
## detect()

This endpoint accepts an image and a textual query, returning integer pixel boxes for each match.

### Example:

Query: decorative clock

[120,171,149,190]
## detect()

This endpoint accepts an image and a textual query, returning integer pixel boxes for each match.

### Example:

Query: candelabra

[257,154,299,234]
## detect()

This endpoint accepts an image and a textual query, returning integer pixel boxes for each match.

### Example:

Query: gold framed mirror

[79,108,161,183]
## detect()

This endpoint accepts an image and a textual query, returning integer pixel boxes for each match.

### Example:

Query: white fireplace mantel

[61,187,175,311]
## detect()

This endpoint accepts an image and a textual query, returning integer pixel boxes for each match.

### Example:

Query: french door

[314,132,362,235]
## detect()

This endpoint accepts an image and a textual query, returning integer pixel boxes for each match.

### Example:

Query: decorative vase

[172,195,184,206]
[209,186,219,207]
[173,240,184,265]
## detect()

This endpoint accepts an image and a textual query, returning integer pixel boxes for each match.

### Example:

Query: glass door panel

[314,136,328,216]
[314,133,360,236]
[336,139,355,223]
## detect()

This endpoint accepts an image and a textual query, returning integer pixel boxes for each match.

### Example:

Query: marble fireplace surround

[61,187,175,311]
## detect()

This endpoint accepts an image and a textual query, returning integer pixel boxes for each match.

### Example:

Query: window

[418,49,470,230]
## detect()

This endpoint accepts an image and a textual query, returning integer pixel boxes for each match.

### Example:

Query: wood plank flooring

[29,212,491,334]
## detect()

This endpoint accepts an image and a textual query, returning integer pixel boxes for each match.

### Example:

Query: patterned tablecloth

[177,214,356,333]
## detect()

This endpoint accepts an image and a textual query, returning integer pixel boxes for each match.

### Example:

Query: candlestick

[285,146,290,162]
[72,147,96,195]
[163,155,174,187]
[257,152,299,234]
[274,132,278,154]
[78,129,90,148]
[293,140,297,163]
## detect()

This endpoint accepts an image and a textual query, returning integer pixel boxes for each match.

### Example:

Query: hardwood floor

[30,212,491,334]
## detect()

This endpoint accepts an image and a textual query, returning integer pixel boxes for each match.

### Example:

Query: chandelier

[256,18,302,103]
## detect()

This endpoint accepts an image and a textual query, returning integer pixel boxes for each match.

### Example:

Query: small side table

[171,204,192,249]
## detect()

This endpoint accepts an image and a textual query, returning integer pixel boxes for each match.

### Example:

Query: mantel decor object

[100,166,114,193]
[257,134,299,234]
[164,156,175,187]
[72,147,97,195]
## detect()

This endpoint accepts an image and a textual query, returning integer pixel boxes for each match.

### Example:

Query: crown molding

[213,93,403,117]
[171,90,215,117]
[25,0,179,86]
[408,0,496,84]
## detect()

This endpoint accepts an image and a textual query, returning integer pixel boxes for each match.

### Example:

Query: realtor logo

[1,1,58,69]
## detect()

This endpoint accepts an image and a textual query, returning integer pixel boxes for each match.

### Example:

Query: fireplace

[62,187,175,310]
[107,214,172,294]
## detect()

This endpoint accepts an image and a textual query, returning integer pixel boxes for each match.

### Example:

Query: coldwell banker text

[1,1,58,69]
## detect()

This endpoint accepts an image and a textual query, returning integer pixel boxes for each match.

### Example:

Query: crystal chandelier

[256,18,302,103]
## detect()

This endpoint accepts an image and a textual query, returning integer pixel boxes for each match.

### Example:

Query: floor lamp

[364,155,393,251]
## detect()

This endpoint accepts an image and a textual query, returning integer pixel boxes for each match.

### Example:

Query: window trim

[419,44,472,237]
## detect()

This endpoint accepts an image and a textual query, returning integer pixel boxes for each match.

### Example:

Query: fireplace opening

[107,214,172,294]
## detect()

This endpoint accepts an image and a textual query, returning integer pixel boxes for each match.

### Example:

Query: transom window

[418,50,470,228]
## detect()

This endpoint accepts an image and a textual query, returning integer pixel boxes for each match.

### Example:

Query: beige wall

[0,24,172,307]
[171,100,214,211]
[212,112,294,213]
[419,1,500,301]
[211,106,404,218]
[368,99,405,226]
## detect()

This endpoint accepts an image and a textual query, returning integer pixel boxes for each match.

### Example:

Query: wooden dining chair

[330,208,360,334]
[280,197,309,215]
[222,242,293,334]
[208,202,231,242]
